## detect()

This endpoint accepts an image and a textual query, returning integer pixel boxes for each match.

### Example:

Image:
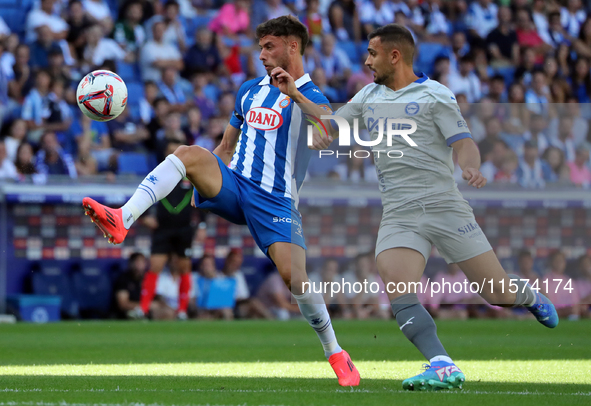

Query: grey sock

[391,293,449,360]
[508,274,536,307]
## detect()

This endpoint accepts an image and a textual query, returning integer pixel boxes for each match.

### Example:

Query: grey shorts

[375,199,492,264]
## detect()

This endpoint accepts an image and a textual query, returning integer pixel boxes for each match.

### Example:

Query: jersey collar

[259,73,312,88]
[414,72,429,83]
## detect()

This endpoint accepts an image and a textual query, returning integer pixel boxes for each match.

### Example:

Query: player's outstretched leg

[83,154,187,244]
[457,252,559,328]
[377,248,464,391]
[83,146,222,244]
[270,243,360,387]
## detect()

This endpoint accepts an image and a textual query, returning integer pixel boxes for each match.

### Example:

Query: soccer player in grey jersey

[311,24,559,391]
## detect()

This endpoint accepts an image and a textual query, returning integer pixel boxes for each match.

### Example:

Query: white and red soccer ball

[76,70,128,122]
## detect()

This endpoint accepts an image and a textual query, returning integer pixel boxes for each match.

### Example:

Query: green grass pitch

[0,319,590,406]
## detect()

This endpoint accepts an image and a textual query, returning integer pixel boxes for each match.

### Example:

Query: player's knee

[174,145,207,169]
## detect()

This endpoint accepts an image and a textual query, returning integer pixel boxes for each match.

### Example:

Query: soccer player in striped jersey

[312,23,559,391]
[82,15,360,387]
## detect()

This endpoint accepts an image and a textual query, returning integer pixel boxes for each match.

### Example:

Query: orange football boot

[82,197,128,244]
[328,350,360,386]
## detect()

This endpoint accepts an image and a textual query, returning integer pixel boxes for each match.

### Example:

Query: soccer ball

[76,70,127,122]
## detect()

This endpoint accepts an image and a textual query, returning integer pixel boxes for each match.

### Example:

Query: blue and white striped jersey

[229,74,330,205]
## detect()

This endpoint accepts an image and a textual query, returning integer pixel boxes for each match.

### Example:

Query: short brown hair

[368,24,415,64]
[255,15,309,56]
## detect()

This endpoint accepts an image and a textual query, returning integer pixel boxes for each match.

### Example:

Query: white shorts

[376,198,492,264]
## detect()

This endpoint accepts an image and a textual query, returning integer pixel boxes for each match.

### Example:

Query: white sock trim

[166,154,187,177]
[430,355,453,364]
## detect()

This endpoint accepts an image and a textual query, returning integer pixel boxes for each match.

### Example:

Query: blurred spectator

[301,0,324,42]
[486,6,518,68]
[486,74,507,103]
[560,0,586,38]
[448,31,469,74]
[359,0,394,38]
[503,83,530,135]
[114,252,147,319]
[542,146,570,182]
[525,70,550,116]
[572,17,591,58]
[551,116,577,161]
[308,258,348,318]
[77,114,114,172]
[195,253,235,319]
[0,139,17,179]
[420,0,452,42]
[493,149,518,184]
[567,145,591,187]
[182,106,204,145]
[256,271,299,320]
[479,138,508,181]
[149,0,187,52]
[516,249,541,281]
[448,54,481,103]
[2,119,27,162]
[343,253,388,319]
[328,0,360,41]
[26,0,69,43]
[430,264,473,320]
[66,0,93,62]
[222,248,272,319]
[21,69,52,142]
[83,0,114,34]
[140,20,183,82]
[29,25,63,68]
[112,0,146,53]
[47,48,72,88]
[311,67,338,103]
[8,45,32,102]
[514,47,537,87]
[515,8,552,65]
[155,112,186,158]
[158,67,188,113]
[35,131,77,178]
[14,142,37,176]
[467,0,498,41]
[82,24,128,68]
[154,265,196,319]
[184,27,221,77]
[138,80,158,125]
[74,135,98,176]
[541,11,570,49]
[544,250,580,320]
[319,33,351,87]
[548,98,589,145]
[0,16,9,41]
[107,106,149,152]
[523,114,550,156]
[568,57,591,103]
[208,0,250,38]
[146,97,170,150]
[346,53,374,98]
[532,0,549,39]
[516,140,555,188]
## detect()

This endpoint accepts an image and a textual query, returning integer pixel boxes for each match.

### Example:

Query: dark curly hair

[255,15,309,56]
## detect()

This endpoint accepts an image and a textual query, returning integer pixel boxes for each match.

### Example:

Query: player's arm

[212,124,240,166]
[116,290,139,312]
[451,138,486,188]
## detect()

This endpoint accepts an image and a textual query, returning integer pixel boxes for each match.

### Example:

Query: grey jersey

[334,74,472,210]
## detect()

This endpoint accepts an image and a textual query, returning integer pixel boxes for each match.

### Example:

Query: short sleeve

[431,85,472,146]
[333,87,366,127]
[229,80,253,129]
[301,84,332,111]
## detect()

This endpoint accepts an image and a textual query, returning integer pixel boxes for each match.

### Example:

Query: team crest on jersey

[279,96,291,108]
[405,102,419,116]
[246,107,283,130]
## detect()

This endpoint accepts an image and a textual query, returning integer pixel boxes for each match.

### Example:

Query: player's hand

[462,167,487,188]
[270,67,297,97]
[309,129,333,150]
[143,216,159,230]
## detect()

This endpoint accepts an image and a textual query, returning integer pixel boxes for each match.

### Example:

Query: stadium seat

[31,268,79,318]
[125,81,145,106]
[116,61,141,83]
[415,43,449,75]
[336,41,359,64]
[117,152,149,175]
[72,267,112,317]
